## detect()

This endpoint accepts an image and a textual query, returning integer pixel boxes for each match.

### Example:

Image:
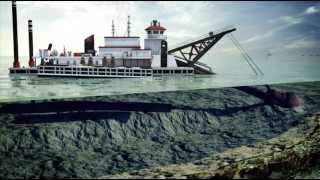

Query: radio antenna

[112,20,115,37]
[127,15,131,37]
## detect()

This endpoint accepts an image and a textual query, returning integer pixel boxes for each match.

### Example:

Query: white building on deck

[46,20,178,69]
[36,19,194,78]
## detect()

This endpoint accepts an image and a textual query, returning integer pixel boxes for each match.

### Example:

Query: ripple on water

[1,56,320,102]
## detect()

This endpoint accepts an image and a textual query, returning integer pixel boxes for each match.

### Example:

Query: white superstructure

[37,19,193,78]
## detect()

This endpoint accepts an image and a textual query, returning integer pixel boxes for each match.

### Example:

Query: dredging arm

[168,26,236,74]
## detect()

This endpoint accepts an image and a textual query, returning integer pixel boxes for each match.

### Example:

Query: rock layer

[102,112,320,179]
[0,81,319,178]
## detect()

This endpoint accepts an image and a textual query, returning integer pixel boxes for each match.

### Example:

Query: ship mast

[127,15,131,37]
[112,20,115,37]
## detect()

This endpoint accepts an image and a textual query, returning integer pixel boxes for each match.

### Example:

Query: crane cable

[229,34,259,76]
[229,33,264,75]
[228,33,264,76]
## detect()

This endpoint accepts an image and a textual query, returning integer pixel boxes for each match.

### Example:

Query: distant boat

[266,51,272,60]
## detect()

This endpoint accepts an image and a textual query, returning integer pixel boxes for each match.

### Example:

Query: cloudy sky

[0,1,319,71]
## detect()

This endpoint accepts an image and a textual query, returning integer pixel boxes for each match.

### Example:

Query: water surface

[0,56,319,102]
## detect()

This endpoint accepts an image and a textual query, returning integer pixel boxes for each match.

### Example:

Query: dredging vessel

[35,19,197,78]
[9,1,240,78]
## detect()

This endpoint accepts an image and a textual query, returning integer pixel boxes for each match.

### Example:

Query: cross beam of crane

[168,27,236,74]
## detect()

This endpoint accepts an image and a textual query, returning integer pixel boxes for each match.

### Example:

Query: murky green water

[1,56,319,102]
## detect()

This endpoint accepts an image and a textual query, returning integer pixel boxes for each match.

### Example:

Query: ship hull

[36,65,194,78]
[9,67,38,74]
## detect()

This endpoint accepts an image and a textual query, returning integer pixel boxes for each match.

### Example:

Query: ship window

[188,70,193,73]
[147,31,151,34]
[45,67,54,70]
[153,31,159,34]
[160,31,163,34]
[183,70,186,73]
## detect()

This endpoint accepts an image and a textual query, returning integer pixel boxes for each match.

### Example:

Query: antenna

[112,20,115,37]
[127,15,131,37]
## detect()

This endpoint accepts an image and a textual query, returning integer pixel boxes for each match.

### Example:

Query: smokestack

[28,20,35,67]
[84,35,95,56]
[48,43,52,51]
[12,0,20,68]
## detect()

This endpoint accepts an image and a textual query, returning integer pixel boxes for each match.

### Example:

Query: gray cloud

[0,1,319,69]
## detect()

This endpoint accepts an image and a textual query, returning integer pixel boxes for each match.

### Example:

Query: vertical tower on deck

[12,0,20,68]
[144,20,167,67]
[28,20,35,67]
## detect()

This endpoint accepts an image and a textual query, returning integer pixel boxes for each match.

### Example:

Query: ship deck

[9,65,195,78]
